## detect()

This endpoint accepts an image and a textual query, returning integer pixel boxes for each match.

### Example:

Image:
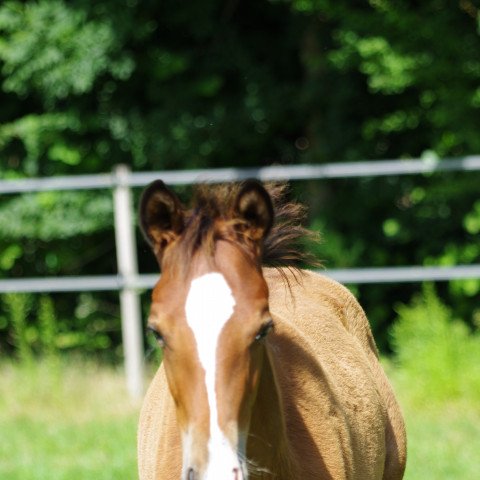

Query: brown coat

[138,268,406,479]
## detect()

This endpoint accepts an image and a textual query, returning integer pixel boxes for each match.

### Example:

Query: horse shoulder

[263,267,406,479]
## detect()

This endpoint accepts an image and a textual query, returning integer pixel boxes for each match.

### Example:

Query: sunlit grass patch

[2,282,480,480]
[0,359,140,480]
[387,370,480,480]
[401,405,480,479]
[387,284,480,480]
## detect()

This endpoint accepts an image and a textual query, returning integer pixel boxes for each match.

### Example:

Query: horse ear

[139,180,184,261]
[234,180,274,241]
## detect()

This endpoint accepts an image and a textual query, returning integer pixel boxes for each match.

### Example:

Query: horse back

[263,268,406,479]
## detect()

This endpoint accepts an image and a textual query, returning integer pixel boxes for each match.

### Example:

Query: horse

[137,180,407,480]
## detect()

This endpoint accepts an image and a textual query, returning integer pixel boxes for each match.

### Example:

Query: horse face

[141,180,274,480]
[148,243,271,479]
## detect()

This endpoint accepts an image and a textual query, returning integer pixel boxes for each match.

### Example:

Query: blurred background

[0,1,479,479]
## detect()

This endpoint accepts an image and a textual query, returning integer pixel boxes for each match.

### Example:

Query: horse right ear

[139,180,184,262]
[234,179,274,241]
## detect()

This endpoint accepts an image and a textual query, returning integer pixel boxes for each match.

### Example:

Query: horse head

[140,180,275,480]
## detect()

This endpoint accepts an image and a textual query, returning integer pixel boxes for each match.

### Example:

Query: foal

[138,180,406,480]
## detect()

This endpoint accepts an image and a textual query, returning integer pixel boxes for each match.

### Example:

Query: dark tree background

[1,0,479,358]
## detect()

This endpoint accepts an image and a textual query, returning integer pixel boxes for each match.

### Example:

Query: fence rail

[1,156,479,397]
[2,156,480,194]
[1,264,480,294]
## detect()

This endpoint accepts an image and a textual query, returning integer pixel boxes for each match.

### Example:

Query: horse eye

[147,326,166,348]
[255,319,274,342]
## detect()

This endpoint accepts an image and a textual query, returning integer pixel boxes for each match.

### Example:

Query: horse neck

[247,346,298,479]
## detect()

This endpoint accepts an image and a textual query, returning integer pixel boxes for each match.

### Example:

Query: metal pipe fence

[2,156,480,194]
[1,156,479,397]
[2,264,480,294]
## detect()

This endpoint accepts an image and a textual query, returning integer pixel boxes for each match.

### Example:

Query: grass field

[0,360,139,480]
[386,362,480,480]
[1,358,479,479]
[401,403,480,479]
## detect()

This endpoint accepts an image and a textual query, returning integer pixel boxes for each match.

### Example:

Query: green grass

[2,284,480,480]
[0,359,139,480]
[387,285,480,480]
[1,359,478,480]
[387,365,480,480]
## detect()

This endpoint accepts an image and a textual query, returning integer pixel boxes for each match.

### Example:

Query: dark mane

[261,183,321,270]
[165,182,321,275]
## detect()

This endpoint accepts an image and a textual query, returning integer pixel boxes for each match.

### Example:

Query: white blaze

[185,272,244,479]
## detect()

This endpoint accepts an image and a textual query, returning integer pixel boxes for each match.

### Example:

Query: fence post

[113,164,144,398]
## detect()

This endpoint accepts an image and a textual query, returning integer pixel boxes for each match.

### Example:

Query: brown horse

[137,180,406,480]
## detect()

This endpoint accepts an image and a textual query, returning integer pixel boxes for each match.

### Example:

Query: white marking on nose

[185,272,235,379]
[185,272,244,479]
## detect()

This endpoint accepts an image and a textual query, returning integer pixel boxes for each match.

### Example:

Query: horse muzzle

[185,464,246,480]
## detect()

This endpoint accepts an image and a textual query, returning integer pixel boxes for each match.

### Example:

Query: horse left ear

[234,180,274,241]
[139,180,185,262]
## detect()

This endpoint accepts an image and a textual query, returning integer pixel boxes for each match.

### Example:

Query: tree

[1,0,479,356]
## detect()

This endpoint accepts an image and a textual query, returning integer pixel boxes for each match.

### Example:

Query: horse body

[137,180,406,479]
[253,268,405,479]
[139,266,406,479]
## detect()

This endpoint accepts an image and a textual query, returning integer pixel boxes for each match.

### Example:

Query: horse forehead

[152,243,269,319]
[185,272,236,328]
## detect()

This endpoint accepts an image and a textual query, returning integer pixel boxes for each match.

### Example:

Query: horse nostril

[187,468,195,480]
[233,467,239,480]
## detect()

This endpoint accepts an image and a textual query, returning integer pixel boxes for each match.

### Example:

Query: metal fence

[1,157,480,397]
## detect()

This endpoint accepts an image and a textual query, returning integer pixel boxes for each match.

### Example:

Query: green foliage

[0,114,82,172]
[0,191,112,241]
[1,293,58,360]
[0,244,22,271]
[1,0,479,166]
[0,0,132,102]
[391,284,480,406]
[38,295,58,358]
[1,292,119,359]
[464,199,480,235]
[2,293,34,362]
[387,284,480,478]
[309,217,364,269]
[387,353,480,479]
[0,0,479,356]
[330,33,425,94]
